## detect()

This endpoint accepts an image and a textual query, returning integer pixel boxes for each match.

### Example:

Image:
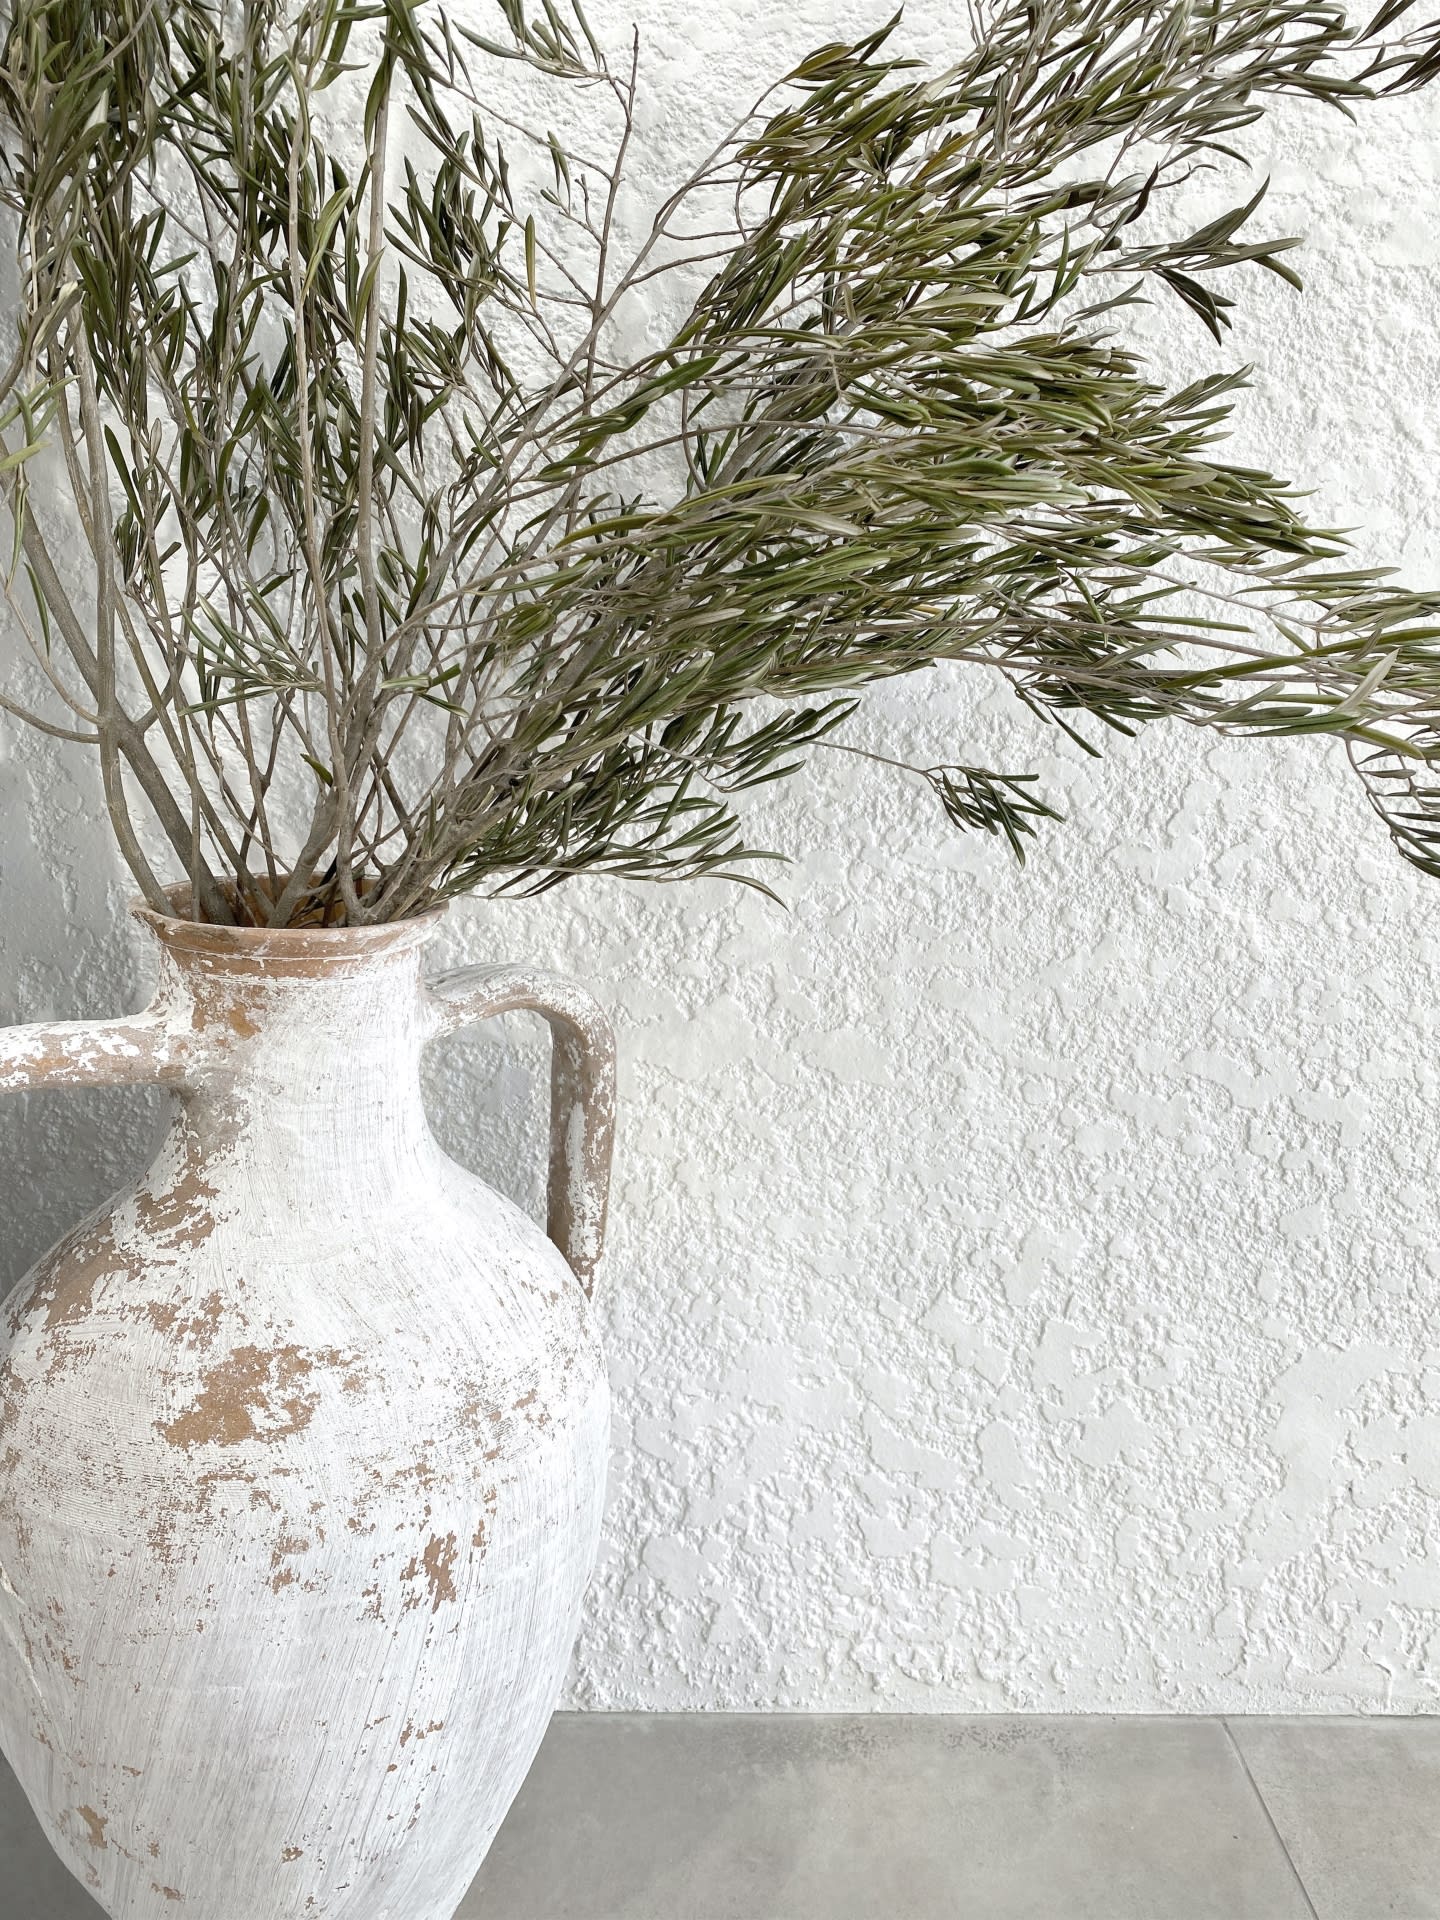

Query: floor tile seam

[1220,1716,1321,1920]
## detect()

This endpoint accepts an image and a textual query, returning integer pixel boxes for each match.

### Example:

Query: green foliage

[0,0,1436,924]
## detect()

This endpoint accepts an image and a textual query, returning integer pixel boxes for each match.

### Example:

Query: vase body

[0,906,615,1919]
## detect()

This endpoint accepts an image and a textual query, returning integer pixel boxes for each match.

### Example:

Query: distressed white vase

[0,895,616,1920]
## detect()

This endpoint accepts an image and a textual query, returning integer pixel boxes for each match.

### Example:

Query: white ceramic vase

[0,895,616,1919]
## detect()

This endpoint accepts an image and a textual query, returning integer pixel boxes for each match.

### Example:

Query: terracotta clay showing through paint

[0,898,616,1920]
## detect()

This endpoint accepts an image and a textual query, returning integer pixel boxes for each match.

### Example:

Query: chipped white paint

[0,904,615,1918]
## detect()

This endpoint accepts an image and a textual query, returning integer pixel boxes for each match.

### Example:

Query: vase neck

[143,914,447,1199]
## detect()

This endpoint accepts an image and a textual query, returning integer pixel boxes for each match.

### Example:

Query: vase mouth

[132,879,446,972]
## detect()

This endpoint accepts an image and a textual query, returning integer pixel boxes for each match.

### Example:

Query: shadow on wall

[0,716,165,1296]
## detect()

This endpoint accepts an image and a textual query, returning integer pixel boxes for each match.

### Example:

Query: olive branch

[0,0,1436,925]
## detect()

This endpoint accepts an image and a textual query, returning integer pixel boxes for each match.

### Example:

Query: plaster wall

[2,0,1439,1712]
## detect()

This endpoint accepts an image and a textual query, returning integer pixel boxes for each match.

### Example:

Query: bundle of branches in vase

[1,8,1440,1920]
[0,0,1437,924]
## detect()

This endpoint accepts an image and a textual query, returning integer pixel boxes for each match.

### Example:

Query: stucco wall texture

[1,0,1439,1714]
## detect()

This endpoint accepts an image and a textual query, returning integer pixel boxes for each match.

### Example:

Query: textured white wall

[2,1,1439,1714]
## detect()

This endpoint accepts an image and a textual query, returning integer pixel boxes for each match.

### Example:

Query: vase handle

[423,964,616,1297]
[0,1009,186,1093]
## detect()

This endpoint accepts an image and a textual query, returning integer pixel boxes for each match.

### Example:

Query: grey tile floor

[4,1713,1438,1918]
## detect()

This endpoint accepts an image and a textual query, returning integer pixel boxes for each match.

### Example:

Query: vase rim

[132,879,446,966]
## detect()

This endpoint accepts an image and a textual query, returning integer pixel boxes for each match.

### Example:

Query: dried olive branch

[0,0,1435,925]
